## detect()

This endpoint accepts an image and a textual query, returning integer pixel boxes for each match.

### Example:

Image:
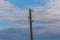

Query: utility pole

[29,8,33,40]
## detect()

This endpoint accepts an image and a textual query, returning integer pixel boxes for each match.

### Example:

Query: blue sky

[5,0,48,9]
[0,21,18,27]
[0,0,60,40]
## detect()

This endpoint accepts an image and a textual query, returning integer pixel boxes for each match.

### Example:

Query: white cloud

[0,0,29,22]
[0,0,30,29]
[0,0,60,35]
[32,0,60,35]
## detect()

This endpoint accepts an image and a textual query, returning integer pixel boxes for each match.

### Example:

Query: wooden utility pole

[29,9,33,40]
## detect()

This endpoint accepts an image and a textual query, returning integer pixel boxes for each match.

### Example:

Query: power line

[0,9,41,12]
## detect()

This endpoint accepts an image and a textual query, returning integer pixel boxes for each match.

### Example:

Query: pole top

[29,8,33,12]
